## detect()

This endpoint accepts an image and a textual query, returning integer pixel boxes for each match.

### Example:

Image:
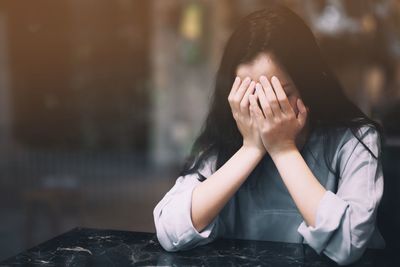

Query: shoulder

[172,153,218,190]
[338,125,381,157]
[197,153,218,178]
[335,125,382,176]
[308,125,381,172]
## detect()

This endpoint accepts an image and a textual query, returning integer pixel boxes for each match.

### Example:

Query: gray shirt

[153,126,385,265]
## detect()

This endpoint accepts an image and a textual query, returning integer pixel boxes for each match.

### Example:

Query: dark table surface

[0,227,396,266]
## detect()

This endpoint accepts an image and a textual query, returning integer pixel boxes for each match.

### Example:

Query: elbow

[153,206,181,252]
[154,220,189,252]
[156,231,179,252]
[332,254,356,266]
[327,222,375,265]
[154,220,179,252]
[325,243,366,266]
[332,252,362,266]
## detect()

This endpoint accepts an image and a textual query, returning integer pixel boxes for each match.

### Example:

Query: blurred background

[0,0,400,261]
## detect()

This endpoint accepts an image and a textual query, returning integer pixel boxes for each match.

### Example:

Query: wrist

[268,143,298,159]
[241,143,266,158]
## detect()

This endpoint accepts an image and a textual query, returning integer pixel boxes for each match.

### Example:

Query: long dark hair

[178,4,383,187]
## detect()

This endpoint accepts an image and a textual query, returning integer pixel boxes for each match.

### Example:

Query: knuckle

[233,96,241,104]
[263,108,270,115]
[270,99,278,106]
[261,125,269,133]
[287,113,295,120]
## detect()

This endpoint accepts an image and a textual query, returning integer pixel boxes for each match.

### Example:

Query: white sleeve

[153,155,221,252]
[297,126,384,265]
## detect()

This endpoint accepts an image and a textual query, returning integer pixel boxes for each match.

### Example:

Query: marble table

[0,227,394,266]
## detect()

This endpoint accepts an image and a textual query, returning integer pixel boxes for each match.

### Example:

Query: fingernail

[260,76,267,83]
[271,76,279,83]
[298,99,307,111]
[235,76,240,82]
[244,77,251,83]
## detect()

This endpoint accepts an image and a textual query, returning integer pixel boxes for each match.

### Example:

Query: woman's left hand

[249,76,308,156]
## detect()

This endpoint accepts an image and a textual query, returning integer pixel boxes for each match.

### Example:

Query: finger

[255,83,274,119]
[240,81,256,115]
[249,94,265,127]
[233,77,251,109]
[270,76,295,116]
[228,76,241,100]
[296,98,308,126]
[259,76,281,116]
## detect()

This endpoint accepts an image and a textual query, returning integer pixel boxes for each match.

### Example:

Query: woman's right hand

[228,76,265,154]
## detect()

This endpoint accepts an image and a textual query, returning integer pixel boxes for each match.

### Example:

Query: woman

[153,4,385,265]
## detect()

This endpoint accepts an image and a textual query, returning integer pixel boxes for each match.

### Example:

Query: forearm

[270,146,326,227]
[192,145,265,232]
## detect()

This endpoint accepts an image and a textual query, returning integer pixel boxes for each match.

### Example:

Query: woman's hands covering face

[248,76,309,155]
[228,76,265,153]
